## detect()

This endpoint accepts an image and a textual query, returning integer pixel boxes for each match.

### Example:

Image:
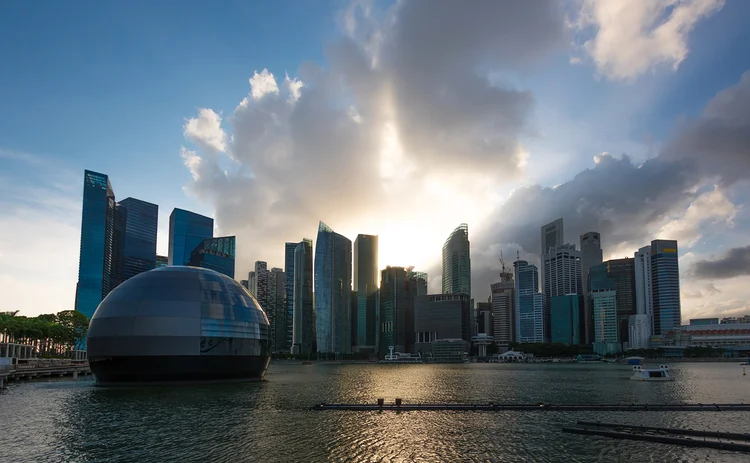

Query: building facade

[188,236,235,278]
[628,314,651,350]
[604,258,636,346]
[651,240,681,335]
[541,218,564,256]
[168,208,214,266]
[634,245,654,334]
[155,255,168,269]
[314,222,353,355]
[514,260,546,343]
[268,267,286,352]
[592,290,619,354]
[378,266,416,356]
[354,234,378,352]
[580,231,603,344]
[441,224,471,297]
[292,239,314,355]
[550,295,583,345]
[543,244,583,302]
[284,242,298,353]
[476,302,493,336]
[491,271,515,350]
[413,293,472,353]
[118,198,158,282]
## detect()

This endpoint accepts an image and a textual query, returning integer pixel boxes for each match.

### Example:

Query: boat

[631,364,674,381]
[625,356,644,365]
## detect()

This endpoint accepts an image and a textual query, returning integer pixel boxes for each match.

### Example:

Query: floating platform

[312,400,750,412]
[563,421,750,453]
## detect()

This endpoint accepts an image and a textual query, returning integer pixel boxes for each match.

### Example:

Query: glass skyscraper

[550,295,583,345]
[651,240,681,335]
[293,239,314,355]
[188,236,235,278]
[514,260,545,343]
[354,234,378,351]
[284,242,298,352]
[378,266,416,356]
[442,223,471,297]
[314,222,352,355]
[75,170,117,320]
[168,208,214,266]
[119,198,158,281]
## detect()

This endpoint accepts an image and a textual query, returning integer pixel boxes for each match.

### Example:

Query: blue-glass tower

[119,198,158,281]
[284,241,298,352]
[314,222,352,355]
[292,239,314,355]
[75,170,117,320]
[651,240,681,335]
[514,260,545,343]
[188,236,236,278]
[168,208,214,266]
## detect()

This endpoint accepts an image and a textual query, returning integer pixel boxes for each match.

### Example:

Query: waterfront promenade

[0,360,91,388]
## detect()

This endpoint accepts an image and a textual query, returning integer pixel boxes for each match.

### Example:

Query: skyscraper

[269,267,286,352]
[580,231,603,344]
[634,245,654,334]
[155,255,168,269]
[514,260,545,343]
[118,198,158,281]
[292,239,314,355]
[354,234,378,352]
[379,266,417,356]
[314,222,353,355]
[75,170,117,319]
[188,236,235,278]
[605,258,636,345]
[284,242,298,352]
[550,295,583,345]
[543,244,583,300]
[651,240,681,335]
[442,223,471,297]
[541,218,564,256]
[592,290,619,355]
[413,293,472,351]
[491,268,515,350]
[168,208,213,266]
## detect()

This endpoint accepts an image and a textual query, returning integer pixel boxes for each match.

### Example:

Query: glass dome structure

[86,266,271,385]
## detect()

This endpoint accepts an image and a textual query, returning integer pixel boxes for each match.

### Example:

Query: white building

[543,244,583,300]
[634,246,653,333]
[628,314,651,350]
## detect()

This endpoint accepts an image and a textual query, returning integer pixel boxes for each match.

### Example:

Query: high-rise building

[605,258,636,345]
[354,234,378,352]
[413,293,472,353]
[514,260,545,343]
[628,314,651,350]
[248,271,257,297]
[651,240,681,335]
[491,269,515,350]
[75,170,117,319]
[442,224,471,297]
[543,243,582,342]
[580,231,603,344]
[240,279,249,289]
[378,266,418,356]
[269,267,286,352]
[292,239,314,355]
[253,261,269,310]
[550,295,584,345]
[110,203,127,290]
[118,198,158,281]
[408,268,428,296]
[541,218,564,256]
[592,290,619,355]
[476,302,493,336]
[168,208,213,266]
[188,236,235,278]
[634,246,653,334]
[314,222,353,355]
[284,242,298,352]
[155,255,168,269]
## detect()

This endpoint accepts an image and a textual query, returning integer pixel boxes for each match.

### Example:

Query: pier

[0,361,91,388]
[312,400,750,412]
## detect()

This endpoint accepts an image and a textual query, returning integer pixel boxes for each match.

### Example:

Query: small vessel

[625,356,644,365]
[631,364,674,381]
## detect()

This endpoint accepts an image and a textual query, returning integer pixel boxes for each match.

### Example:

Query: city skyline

[2,2,750,322]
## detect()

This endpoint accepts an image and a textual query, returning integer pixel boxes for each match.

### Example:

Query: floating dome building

[87,266,271,385]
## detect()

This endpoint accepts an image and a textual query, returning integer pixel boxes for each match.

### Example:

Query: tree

[56,310,89,350]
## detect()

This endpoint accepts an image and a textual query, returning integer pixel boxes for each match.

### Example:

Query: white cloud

[284,73,305,103]
[655,185,737,247]
[575,0,724,80]
[183,108,227,153]
[249,69,280,100]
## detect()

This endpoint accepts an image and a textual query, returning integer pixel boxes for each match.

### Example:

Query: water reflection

[0,363,747,462]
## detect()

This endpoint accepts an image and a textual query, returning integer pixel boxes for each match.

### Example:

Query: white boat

[630,364,674,381]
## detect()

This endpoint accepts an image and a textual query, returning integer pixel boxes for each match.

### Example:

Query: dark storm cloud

[693,246,750,279]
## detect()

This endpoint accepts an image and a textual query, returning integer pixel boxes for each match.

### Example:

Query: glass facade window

[189,236,236,278]
[514,260,545,343]
[292,239,314,355]
[284,242,298,352]
[119,198,158,281]
[314,222,352,355]
[168,208,214,266]
[550,295,583,345]
[442,224,471,297]
[354,234,378,349]
[651,240,681,335]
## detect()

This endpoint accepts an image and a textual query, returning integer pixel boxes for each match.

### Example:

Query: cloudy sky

[1,0,749,320]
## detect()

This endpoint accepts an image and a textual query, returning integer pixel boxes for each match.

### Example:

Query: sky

[1,0,749,320]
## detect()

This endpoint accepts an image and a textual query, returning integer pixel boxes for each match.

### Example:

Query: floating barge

[312,400,750,412]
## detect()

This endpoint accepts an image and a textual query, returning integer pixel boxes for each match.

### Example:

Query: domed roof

[87,266,269,358]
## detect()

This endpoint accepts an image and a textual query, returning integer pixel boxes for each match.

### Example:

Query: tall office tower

[188,236,235,278]
[253,261,269,308]
[476,302,493,336]
[269,267,287,352]
[550,295,584,345]
[592,290,619,355]
[628,314,651,349]
[491,268,515,350]
[651,240,681,335]
[605,258,636,346]
[634,246,653,327]
[292,239,314,355]
[75,170,117,319]
[314,222,353,355]
[248,271,257,297]
[155,255,168,269]
[407,269,428,296]
[168,208,213,266]
[514,260,546,343]
[541,218,564,256]
[413,293,472,350]
[543,244,582,342]
[284,242,298,352]
[353,234,378,352]
[240,279,249,289]
[379,266,422,356]
[580,231,603,344]
[110,203,127,290]
[442,223,471,297]
[118,198,158,281]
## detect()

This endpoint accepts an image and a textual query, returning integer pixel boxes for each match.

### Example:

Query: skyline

[2,1,750,321]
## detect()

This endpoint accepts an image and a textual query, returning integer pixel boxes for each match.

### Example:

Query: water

[1,362,748,462]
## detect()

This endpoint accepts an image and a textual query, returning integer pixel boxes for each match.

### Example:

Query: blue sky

[1,0,749,318]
